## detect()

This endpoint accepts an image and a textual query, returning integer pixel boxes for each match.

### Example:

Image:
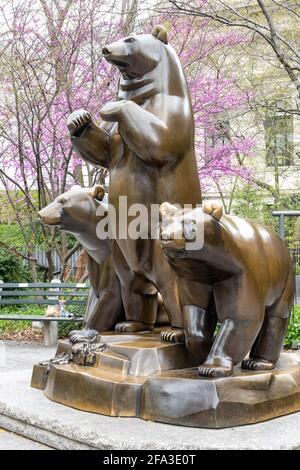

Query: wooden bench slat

[0,290,88,297]
[0,316,84,321]
[0,283,89,288]
[0,299,86,305]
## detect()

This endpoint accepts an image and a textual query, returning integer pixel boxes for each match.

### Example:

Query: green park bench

[0,281,88,345]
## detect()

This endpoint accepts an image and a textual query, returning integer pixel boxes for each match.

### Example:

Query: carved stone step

[109,338,197,376]
[55,335,197,377]
[97,350,130,375]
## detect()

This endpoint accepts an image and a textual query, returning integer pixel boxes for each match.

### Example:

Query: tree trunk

[75,251,88,281]
[46,250,54,281]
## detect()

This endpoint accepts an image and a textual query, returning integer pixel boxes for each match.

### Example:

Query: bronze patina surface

[31,331,300,428]
[160,203,295,379]
[31,26,300,429]
[38,185,168,343]
[66,25,209,341]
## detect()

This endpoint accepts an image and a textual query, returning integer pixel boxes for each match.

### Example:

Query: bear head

[38,185,106,235]
[160,202,223,258]
[102,25,168,78]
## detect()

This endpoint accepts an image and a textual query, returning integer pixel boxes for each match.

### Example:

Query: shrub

[0,249,30,282]
[284,305,300,349]
[0,305,43,333]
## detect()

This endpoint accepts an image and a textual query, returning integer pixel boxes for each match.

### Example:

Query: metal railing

[272,210,300,240]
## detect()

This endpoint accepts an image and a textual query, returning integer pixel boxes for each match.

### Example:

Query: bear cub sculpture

[38,185,167,343]
[160,202,294,378]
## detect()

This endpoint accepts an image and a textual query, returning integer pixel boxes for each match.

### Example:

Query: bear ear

[203,203,223,221]
[151,25,168,44]
[90,184,105,201]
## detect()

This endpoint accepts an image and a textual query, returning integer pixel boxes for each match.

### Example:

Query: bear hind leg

[242,268,293,371]
[115,292,157,333]
[242,316,290,371]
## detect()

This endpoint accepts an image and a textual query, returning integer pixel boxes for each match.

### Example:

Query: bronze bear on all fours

[160,202,294,378]
[66,25,209,342]
[38,185,165,343]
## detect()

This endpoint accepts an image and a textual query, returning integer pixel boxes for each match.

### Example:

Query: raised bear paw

[67,109,92,136]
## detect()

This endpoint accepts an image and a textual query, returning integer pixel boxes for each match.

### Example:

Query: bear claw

[115,321,153,333]
[69,329,99,344]
[160,328,185,343]
[241,358,275,371]
[198,364,233,378]
[67,109,92,135]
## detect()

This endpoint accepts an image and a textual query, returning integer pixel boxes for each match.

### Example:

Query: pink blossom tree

[0,1,256,279]
[0,0,124,279]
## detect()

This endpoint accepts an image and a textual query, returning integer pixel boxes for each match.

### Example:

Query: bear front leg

[100,100,129,122]
[69,287,124,343]
[67,109,112,168]
[198,317,263,378]
[100,99,186,165]
[184,304,217,364]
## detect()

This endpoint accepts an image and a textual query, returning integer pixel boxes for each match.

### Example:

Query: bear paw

[67,109,92,136]
[198,363,233,378]
[115,321,153,333]
[100,100,128,122]
[160,327,185,343]
[69,329,99,344]
[241,358,275,371]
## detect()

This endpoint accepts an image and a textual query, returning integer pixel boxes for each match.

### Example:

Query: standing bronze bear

[66,25,209,341]
[160,202,294,378]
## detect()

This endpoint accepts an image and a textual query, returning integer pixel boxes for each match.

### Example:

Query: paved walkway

[0,341,56,449]
[0,340,300,450]
[0,340,56,373]
[0,428,51,450]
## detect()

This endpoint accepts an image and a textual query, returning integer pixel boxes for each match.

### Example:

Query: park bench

[0,282,88,345]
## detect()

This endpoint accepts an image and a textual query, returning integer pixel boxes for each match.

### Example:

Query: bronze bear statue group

[40,25,294,380]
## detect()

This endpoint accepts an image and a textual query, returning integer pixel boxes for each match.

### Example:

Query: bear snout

[38,206,61,226]
[102,47,110,56]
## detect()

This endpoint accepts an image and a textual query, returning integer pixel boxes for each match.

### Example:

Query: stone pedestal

[31,330,300,428]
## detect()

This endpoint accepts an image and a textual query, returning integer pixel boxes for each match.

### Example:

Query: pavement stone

[0,428,51,450]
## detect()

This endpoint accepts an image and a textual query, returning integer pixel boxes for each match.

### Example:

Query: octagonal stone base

[31,330,300,428]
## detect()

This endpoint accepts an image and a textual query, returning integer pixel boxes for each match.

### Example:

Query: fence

[287,244,300,305]
[25,249,82,277]
[289,246,300,270]
[22,248,300,304]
